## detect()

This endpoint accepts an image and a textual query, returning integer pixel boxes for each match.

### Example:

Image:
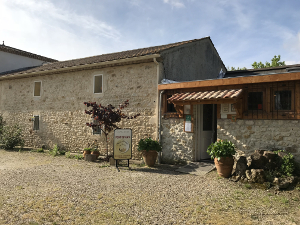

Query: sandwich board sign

[113,129,132,160]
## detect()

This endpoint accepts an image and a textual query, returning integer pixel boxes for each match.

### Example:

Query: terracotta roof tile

[168,89,243,102]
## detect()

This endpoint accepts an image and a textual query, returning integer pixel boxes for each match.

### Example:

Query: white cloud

[163,0,185,8]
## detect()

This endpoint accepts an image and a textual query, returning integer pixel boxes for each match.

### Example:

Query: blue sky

[1,0,300,69]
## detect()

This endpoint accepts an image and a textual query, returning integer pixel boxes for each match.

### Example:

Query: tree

[227,66,247,71]
[252,55,285,69]
[84,100,140,160]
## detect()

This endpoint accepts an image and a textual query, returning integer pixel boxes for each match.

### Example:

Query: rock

[250,152,268,169]
[263,151,277,162]
[245,170,252,181]
[255,150,266,155]
[273,176,295,189]
[246,169,266,183]
[277,151,288,158]
[233,156,247,177]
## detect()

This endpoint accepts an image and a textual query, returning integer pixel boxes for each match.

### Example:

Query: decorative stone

[246,169,266,183]
[250,151,268,169]
[232,156,247,178]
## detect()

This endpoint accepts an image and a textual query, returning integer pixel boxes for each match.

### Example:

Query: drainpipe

[154,57,163,164]
[158,90,164,164]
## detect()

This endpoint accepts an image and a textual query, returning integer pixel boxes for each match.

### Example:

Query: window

[93,119,101,135]
[248,92,263,110]
[33,116,39,130]
[34,81,41,97]
[166,95,177,113]
[273,90,292,110]
[94,75,103,94]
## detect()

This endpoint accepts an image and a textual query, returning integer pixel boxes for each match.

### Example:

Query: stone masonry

[217,119,300,162]
[161,118,194,164]
[0,62,158,159]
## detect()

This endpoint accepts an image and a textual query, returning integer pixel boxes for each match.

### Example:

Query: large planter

[83,150,91,158]
[142,150,158,167]
[214,156,234,178]
[91,151,100,159]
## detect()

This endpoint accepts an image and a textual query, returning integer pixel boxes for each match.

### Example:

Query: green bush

[49,144,65,156]
[1,124,24,150]
[137,137,162,152]
[207,140,236,161]
[279,152,295,177]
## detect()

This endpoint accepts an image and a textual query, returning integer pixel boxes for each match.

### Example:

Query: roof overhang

[168,89,243,105]
[158,72,300,90]
[0,54,161,80]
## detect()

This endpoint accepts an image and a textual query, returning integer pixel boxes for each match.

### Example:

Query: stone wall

[161,118,194,164]
[0,62,158,159]
[217,119,300,162]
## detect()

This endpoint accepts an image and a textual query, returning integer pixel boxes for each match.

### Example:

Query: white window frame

[93,75,103,94]
[33,81,42,97]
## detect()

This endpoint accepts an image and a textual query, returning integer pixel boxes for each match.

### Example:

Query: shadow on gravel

[129,164,187,175]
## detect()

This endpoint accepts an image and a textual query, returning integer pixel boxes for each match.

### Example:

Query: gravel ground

[0,149,300,225]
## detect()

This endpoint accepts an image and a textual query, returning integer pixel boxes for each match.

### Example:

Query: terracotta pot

[214,156,234,178]
[142,150,158,167]
[83,150,91,158]
[91,151,100,159]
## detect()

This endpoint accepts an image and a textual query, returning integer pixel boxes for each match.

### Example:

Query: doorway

[195,104,217,161]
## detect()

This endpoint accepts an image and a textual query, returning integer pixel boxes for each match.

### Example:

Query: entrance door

[196,104,216,161]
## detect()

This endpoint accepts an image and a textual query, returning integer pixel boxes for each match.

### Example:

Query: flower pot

[91,151,100,159]
[214,156,234,178]
[142,150,158,167]
[83,150,91,158]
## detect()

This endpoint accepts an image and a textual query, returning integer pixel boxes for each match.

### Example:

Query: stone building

[159,65,300,163]
[0,37,225,158]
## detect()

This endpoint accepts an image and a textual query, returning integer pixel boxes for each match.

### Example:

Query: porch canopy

[167,89,243,105]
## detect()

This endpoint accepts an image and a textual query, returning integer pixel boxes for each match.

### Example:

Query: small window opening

[34,82,41,97]
[94,75,103,93]
[248,92,263,110]
[93,119,101,135]
[167,95,177,113]
[274,90,291,110]
[33,116,39,130]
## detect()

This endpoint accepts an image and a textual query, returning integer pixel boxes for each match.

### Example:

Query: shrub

[49,144,65,156]
[137,137,162,152]
[0,114,5,138]
[207,140,236,161]
[1,124,24,150]
[279,152,295,177]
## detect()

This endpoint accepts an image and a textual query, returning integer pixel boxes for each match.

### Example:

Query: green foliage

[279,153,295,177]
[252,55,285,69]
[65,151,73,158]
[244,184,252,189]
[207,140,236,161]
[36,148,44,153]
[84,148,92,152]
[49,144,65,156]
[74,154,84,160]
[137,137,162,152]
[1,124,24,150]
[227,66,247,71]
[0,114,5,138]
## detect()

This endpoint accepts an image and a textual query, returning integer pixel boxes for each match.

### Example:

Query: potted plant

[83,147,92,158]
[90,140,100,159]
[137,137,162,167]
[207,140,236,178]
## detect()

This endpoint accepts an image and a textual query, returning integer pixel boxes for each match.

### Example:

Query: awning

[167,89,243,104]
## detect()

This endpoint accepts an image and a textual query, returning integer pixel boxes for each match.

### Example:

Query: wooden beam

[158,72,300,90]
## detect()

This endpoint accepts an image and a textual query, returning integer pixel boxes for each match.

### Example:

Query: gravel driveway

[0,149,300,225]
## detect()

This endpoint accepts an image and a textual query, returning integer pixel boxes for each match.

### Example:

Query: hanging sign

[184,115,192,132]
[113,129,132,160]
